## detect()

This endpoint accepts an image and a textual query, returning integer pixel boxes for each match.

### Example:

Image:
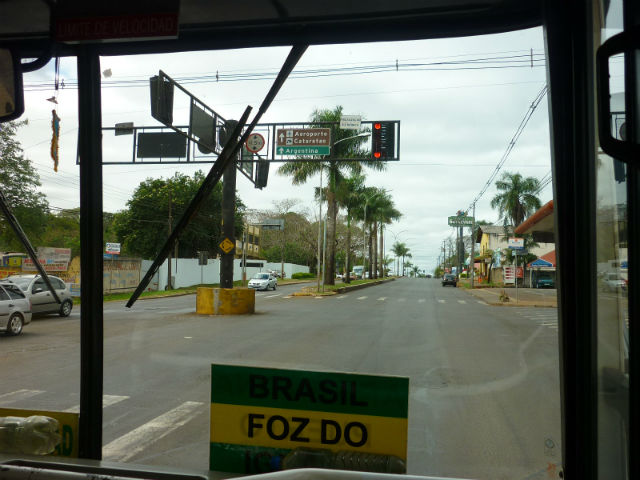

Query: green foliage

[112,171,245,259]
[0,120,49,250]
[40,212,81,258]
[261,242,315,267]
[490,172,542,227]
[292,272,315,279]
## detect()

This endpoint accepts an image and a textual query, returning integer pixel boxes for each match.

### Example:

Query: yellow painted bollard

[196,287,255,315]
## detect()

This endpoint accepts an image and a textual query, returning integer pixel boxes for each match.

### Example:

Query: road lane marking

[377,297,387,301]
[477,300,488,305]
[437,299,445,303]
[65,395,129,413]
[0,389,45,404]
[357,296,368,300]
[265,294,281,298]
[102,401,205,462]
[418,299,426,303]
[284,296,292,299]
[457,300,467,304]
[337,295,347,299]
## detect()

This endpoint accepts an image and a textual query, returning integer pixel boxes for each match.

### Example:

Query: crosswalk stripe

[0,389,45,404]
[377,297,387,301]
[102,401,205,462]
[65,395,129,413]
[457,300,467,304]
[357,296,368,300]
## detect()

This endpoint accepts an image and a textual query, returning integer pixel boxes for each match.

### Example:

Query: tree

[112,171,245,259]
[278,106,385,286]
[392,241,410,276]
[336,173,366,283]
[490,172,542,227]
[0,120,49,250]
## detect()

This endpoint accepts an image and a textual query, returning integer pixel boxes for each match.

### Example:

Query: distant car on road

[3,274,73,317]
[442,274,457,287]
[535,275,555,288]
[248,272,278,291]
[602,272,626,292]
[0,281,32,335]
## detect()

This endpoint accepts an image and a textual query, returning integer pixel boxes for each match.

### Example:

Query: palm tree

[376,196,401,279]
[335,173,366,284]
[391,241,410,276]
[490,172,542,227]
[278,106,385,285]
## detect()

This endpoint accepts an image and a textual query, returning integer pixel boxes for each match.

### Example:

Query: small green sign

[448,215,474,227]
[277,146,330,156]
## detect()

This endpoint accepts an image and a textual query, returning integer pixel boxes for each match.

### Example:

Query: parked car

[3,274,73,316]
[535,275,555,288]
[0,281,32,335]
[248,272,277,291]
[442,273,457,287]
[602,272,626,292]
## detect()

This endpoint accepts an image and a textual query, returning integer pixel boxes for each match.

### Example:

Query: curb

[335,277,396,294]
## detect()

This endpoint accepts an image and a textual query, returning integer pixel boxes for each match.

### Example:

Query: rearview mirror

[596,26,640,162]
[0,48,25,122]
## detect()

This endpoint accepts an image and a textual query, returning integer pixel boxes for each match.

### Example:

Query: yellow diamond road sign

[219,238,235,254]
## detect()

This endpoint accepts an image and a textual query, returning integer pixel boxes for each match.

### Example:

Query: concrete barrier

[196,287,255,315]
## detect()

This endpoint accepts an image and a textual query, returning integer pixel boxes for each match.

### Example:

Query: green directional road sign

[277,146,330,156]
[448,215,474,227]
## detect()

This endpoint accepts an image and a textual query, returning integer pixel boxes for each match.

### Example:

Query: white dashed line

[337,295,348,299]
[264,294,281,298]
[65,395,129,413]
[284,296,292,299]
[457,300,467,304]
[102,401,205,462]
[477,300,488,305]
[377,297,387,301]
[357,296,368,300]
[438,299,445,303]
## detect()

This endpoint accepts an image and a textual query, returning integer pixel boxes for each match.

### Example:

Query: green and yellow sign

[0,408,79,458]
[209,364,409,474]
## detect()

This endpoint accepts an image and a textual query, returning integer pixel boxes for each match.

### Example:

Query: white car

[0,281,32,335]
[248,272,277,291]
[602,273,626,292]
[4,274,74,317]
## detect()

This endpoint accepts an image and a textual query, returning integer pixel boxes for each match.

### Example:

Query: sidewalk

[464,287,557,308]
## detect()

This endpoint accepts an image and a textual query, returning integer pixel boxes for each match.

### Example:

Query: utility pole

[317,168,323,292]
[470,203,476,288]
[220,120,238,289]
[167,188,172,290]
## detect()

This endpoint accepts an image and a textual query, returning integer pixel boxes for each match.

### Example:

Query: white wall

[142,258,309,290]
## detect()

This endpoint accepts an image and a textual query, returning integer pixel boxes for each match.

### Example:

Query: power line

[466,84,548,213]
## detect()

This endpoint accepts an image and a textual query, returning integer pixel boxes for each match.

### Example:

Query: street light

[317,132,371,291]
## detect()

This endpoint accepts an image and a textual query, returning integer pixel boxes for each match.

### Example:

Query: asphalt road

[0,279,562,480]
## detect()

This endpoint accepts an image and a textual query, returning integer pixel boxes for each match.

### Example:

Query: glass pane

[596,0,629,478]
[92,26,561,480]
[0,57,80,458]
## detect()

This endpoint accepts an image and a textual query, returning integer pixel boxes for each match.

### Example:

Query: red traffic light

[373,151,381,158]
[374,122,382,130]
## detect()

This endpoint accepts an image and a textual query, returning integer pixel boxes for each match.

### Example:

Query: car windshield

[5,277,30,290]
[8,14,616,480]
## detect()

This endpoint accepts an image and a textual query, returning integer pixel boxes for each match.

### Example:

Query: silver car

[0,281,32,335]
[4,274,73,317]
[248,272,277,291]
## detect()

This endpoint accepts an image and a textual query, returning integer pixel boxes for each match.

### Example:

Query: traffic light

[371,122,395,159]
[255,159,269,189]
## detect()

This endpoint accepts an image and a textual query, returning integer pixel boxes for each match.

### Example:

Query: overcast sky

[17,26,552,272]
